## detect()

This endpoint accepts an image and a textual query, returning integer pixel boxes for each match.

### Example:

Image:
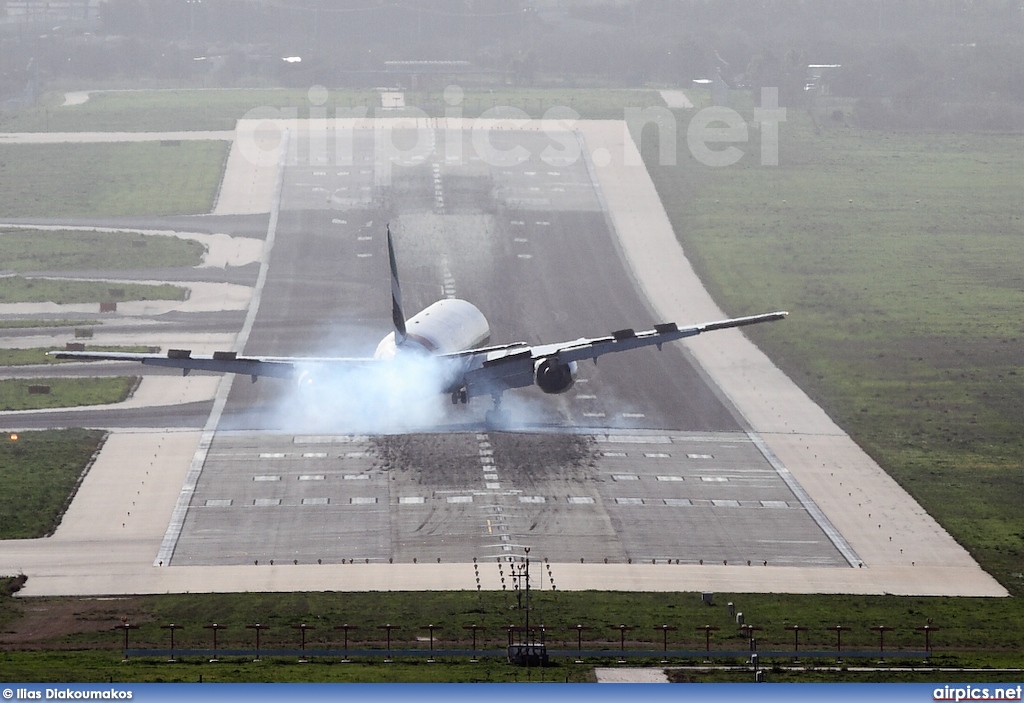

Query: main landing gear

[450,387,468,405]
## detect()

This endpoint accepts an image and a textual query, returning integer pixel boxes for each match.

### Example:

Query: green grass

[0,347,158,366]
[0,319,95,329]
[2,590,1024,681]
[0,89,379,132]
[0,230,205,271]
[0,377,139,412]
[0,141,228,218]
[0,429,106,539]
[0,651,594,683]
[0,88,662,133]
[400,87,663,119]
[0,278,185,304]
[639,103,1024,595]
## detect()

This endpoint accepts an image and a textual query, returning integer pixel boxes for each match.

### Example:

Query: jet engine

[534,357,578,394]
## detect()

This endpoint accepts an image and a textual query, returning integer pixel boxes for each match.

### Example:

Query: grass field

[640,104,1024,596]
[0,229,205,271]
[0,88,662,133]
[0,347,157,366]
[0,141,227,218]
[0,429,105,539]
[0,278,185,304]
[2,588,1024,682]
[0,376,139,412]
[0,319,94,329]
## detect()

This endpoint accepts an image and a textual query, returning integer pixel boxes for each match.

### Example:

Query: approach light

[9,433,17,441]
[282,56,302,63]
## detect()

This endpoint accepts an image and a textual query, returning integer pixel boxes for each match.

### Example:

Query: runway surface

[166,126,850,570]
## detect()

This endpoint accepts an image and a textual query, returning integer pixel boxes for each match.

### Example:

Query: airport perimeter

[0,116,1006,597]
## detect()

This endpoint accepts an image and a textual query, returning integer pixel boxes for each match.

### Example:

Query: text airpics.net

[232,84,786,181]
[934,685,1024,701]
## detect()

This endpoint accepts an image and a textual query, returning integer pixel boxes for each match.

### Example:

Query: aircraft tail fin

[386,224,408,345]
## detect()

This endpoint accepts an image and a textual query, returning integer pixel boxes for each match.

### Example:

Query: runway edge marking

[746,430,861,568]
[154,130,290,567]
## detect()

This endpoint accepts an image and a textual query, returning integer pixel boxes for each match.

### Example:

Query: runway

[0,117,1005,596]
[171,430,849,568]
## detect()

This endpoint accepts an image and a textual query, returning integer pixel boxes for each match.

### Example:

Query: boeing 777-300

[54,226,787,423]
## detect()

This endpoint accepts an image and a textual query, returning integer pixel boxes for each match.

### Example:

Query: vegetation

[0,142,227,218]
[641,99,1024,596]
[0,229,205,272]
[0,377,139,412]
[0,347,157,366]
[0,320,95,330]
[0,89,377,133]
[0,278,185,305]
[2,589,1024,682]
[0,429,106,539]
[1,88,659,133]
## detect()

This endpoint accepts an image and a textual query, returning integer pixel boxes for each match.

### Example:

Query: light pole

[334,624,358,662]
[696,625,719,662]
[378,624,398,662]
[421,624,441,662]
[246,624,269,662]
[609,624,634,663]
[916,624,939,655]
[785,625,807,659]
[160,623,182,662]
[654,624,677,663]
[569,624,590,663]
[203,623,225,663]
[463,625,485,662]
[827,625,851,662]
[292,624,314,662]
[872,625,894,660]
[119,622,139,661]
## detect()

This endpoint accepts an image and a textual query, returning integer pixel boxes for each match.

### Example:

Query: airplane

[54,226,787,424]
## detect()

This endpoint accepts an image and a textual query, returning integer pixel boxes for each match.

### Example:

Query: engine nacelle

[534,357,578,394]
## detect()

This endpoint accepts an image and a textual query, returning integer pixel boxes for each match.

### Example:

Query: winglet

[386,224,408,345]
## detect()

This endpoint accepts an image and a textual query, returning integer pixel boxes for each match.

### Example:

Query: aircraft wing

[456,311,788,396]
[529,311,789,363]
[49,349,377,380]
[52,311,787,392]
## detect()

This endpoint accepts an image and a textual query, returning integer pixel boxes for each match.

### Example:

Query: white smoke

[268,351,461,434]
[260,328,567,434]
